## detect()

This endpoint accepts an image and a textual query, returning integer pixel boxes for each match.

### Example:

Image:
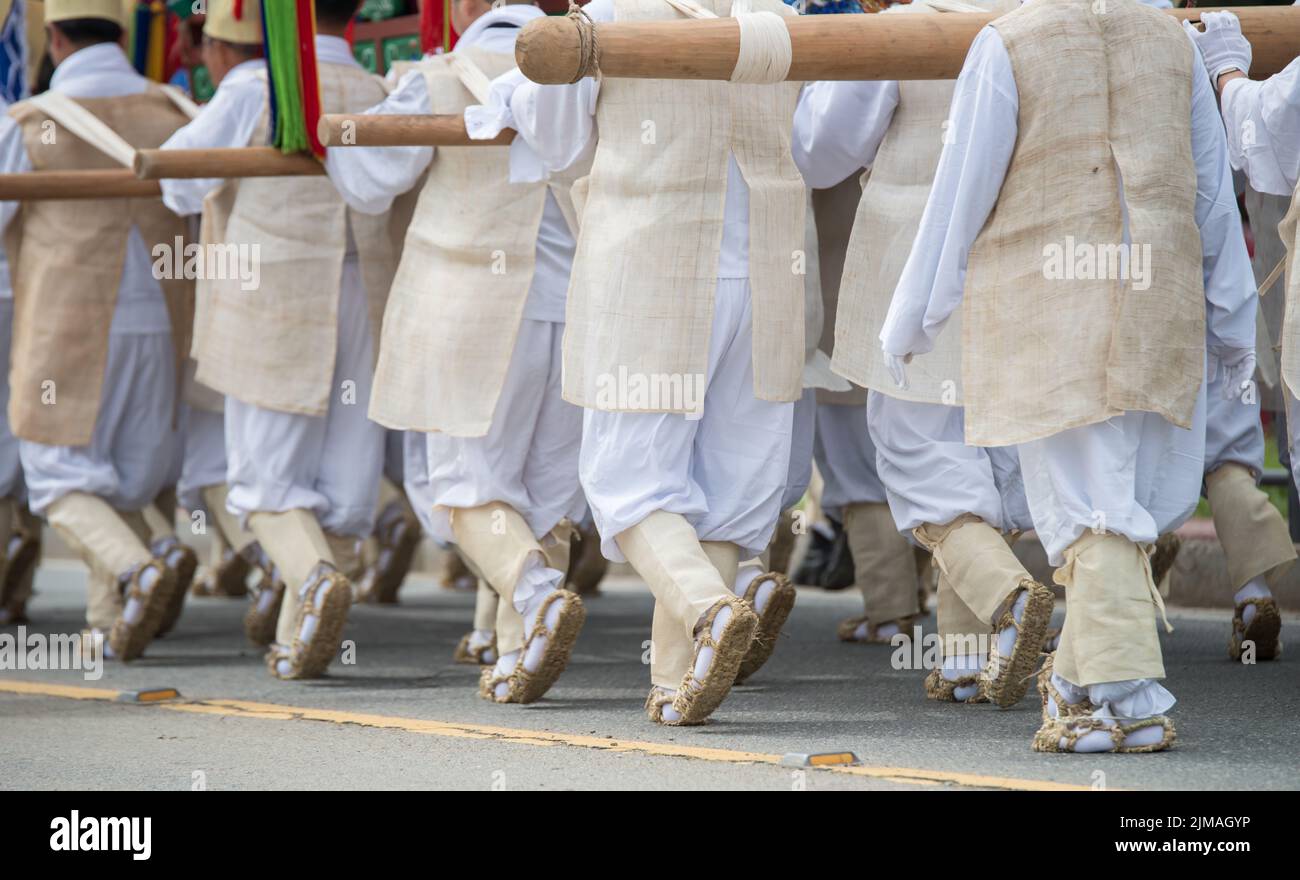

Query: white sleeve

[158,77,265,216]
[0,113,31,236]
[504,76,599,179]
[483,0,614,180]
[880,26,1018,358]
[792,79,899,189]
[1188,40,1258,356]
[1219,56,1300,196]
[324,68,435,215]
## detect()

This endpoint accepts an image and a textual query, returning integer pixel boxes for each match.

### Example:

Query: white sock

[121,565,161,626]
[1234,576,1271,626]
[997,590,1028,657]
[942,653,986,701]
[492,650,520,699]
[733,567,767,613]
[658,687,682,723]
[854,619,901,641]
[689,604,734,688]
[521,591,566,673]
[1070,706,1167,752]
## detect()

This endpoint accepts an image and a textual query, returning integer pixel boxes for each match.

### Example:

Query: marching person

[468,0,809,724]
[325,0,589,704]
[158,0,402,680]
[0,0,197,659]
[1188,8,1300,663]
[882,0,1257,752]
[795,0,1047,708]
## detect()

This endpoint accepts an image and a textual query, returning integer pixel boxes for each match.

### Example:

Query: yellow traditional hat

[44,0,128,26]
[204,0,262,45]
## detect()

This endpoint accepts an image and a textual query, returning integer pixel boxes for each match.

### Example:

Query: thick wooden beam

[516,7,1300,83]
[0,169,161,200]
[134,147,323,179]
[317,113,516,147]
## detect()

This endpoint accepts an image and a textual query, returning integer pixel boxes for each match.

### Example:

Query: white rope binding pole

[729,9,793,83]
[663,0,792,84]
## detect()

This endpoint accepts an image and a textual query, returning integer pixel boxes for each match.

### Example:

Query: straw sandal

[242,544,286,646]
[454,631,498,665]
[836,614,913,644]
[644,685,677,723]
[192,547,252,598]
[154,537,198,637]
[658,596,758,726]
[363,501,421,604]
[478,663,515,702]
[109,560,175,661]
[923,667,988,703]
[1035,653,1094,722]
[0,531,40,622]
[1150,532,1181,590]
[510,591,586,703]
[566,522,609,597]
[735,572,796,684]
[982,579,1053,708]
[271,562,352,680]
[1229,597,1282,661]
[1032,713,1176,754]
[1043,626,1061,653]
[79,628,115,661]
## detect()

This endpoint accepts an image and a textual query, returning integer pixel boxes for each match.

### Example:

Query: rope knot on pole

[567,1,602,83]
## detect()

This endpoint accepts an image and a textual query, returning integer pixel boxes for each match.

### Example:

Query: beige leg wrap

[936,573,991,658]
[201,484,256,553]
[494,601,527,655]
[615,510,731,689]
[325,531,364,581]
[701,541,741,592]
[47,492,153,581]
[1053,531,1167,687]
[47,493,154,631]
[1206,463,1297,590]
[247,509,335,648]
[3,506,41,613]
[845,502,920,624]
[150,487,178,540]
[450,503,547,656]
[541,519,578,577]
[914,514,1026,627]
[449,502,545,607]
[141,503,173,543]
[473,578,500,632]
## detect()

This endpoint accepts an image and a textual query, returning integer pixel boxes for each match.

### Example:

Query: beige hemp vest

[192,63,404,417]
[1277,179,1300,398]
[5,88,193,446]
[564,0,806,413]
[368,48,556,437]
[832,0,1017,406]
[961,0,1203,446]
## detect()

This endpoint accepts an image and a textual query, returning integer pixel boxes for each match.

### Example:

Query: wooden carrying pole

[516,6,1300,84]
[0,169,161,200]
[317,113,516,147]
[134,147,324,179]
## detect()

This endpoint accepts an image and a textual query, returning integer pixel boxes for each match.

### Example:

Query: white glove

[1219,349,1257,401]
[884,351,912,391]
[1188,11,1252,81]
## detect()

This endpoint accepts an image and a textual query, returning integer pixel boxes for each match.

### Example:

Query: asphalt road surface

[2,561,1297,791]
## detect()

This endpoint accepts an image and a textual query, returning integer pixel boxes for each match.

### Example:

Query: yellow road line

[0,678,1094,791]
